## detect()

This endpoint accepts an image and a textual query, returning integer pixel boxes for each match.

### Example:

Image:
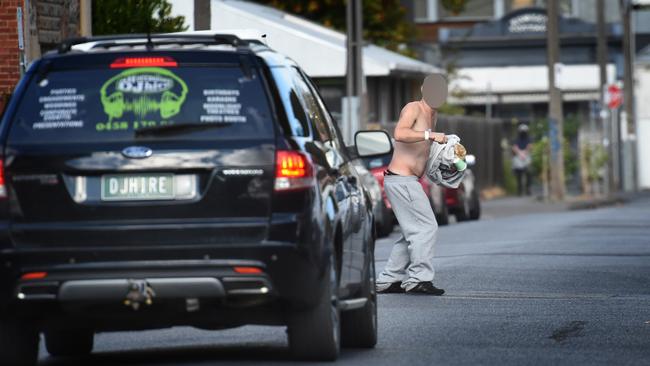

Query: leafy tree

[253,0,415,55]
[441,0,468,15]
[529,116,578,183]
[92,0,187,36]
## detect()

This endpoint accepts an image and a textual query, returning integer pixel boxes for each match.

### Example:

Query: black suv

[0,34,393,365]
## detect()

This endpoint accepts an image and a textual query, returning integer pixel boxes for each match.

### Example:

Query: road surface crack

[549,321,587,343]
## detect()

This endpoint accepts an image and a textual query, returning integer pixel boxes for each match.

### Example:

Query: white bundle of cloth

[425,134,466,189]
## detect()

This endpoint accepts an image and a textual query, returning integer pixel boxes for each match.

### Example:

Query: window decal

[99,67,188,130]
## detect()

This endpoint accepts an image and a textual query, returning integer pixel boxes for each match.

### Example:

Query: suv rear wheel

[341,249,378,348]
[288,253,340,360]
[44,329,94,357]
[0,318,39,366]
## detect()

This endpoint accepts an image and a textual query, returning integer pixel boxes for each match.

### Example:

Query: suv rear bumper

[0,242,329,330]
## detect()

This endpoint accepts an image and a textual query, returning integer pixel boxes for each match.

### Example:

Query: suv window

[270,66,331,141]
[7,65,274,143]
[289,67,331,142]
[300,72,347,151]
[270,67,310,137]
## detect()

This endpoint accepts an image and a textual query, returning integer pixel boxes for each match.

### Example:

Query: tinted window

[270,67,310,137]
[290,68,331,142]
[270,66,334,141]
[8,66,273,143]
[300,71,347,150]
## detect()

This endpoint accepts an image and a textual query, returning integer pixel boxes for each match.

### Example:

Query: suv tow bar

[123,279,156,310]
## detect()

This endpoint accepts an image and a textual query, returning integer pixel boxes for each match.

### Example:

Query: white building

[169,0,441,125]
[635,47,650,190]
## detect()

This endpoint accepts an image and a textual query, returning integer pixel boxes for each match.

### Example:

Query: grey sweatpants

[377,175,438,291]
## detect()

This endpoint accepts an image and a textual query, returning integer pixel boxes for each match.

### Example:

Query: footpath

[480,191,649,220]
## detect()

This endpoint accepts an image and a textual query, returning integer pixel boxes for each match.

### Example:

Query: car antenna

[145,0,154,51]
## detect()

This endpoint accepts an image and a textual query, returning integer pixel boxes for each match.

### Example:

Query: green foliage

[440,0,467,15]
[528,117,577,182]
[502,152,518,195]
[253,0,416,55]
[563,114,580,140]
[582,143,608,182]
[437,103,465,115]
[92,0,187,36]
[530,136,548,178]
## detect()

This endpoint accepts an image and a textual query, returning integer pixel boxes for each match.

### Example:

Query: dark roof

[441,7,620,45]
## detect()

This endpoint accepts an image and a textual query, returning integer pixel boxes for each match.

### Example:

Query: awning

[168,0,441,78]
[450,64,616,104]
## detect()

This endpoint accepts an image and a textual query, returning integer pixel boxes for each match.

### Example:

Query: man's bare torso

[388,102,437,177]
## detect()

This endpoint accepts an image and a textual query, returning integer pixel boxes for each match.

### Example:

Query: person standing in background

[512,124,532,196]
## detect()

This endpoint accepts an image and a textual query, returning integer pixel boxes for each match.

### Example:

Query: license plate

[101,174,175,201]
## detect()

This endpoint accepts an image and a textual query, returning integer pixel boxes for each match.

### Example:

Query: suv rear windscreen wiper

[135,122,232,137]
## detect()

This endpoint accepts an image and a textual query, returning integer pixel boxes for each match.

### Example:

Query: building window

[506,0,540,11]
[506,0,574,16]
[414,0,437,22]
[415,0,579,23]
[438,0,495,20]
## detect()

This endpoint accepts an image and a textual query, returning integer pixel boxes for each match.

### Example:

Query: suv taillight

[274,150,313,192]
[0,160,6,199]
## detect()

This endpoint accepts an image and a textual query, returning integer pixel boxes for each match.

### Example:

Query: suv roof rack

[57,33,247,54]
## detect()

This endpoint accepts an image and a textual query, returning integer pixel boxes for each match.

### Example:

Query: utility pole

[344,0,364,144]
[546,0,565,200]
[597,0,616,194]
[80,0,92,37]
[194,0,211,31]
[621,0,637,191]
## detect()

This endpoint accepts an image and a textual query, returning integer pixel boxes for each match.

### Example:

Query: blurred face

[421,74,448,109]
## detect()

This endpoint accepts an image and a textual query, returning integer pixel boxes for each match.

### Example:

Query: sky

[169,0,194,31]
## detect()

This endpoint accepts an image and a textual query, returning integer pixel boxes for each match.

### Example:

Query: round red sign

[606,84,623,110]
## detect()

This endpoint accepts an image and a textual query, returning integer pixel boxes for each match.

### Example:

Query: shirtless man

[376,80,447,295]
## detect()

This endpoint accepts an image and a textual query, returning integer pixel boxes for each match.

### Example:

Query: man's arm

[512,144,520,154]
[394,103,446,143]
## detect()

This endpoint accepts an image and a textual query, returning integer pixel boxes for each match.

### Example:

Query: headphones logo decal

[100,67,188,123]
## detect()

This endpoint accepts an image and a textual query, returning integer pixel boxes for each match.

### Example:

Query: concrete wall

[635,63,650,190]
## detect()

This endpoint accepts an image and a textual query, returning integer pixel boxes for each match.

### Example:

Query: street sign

[604,83,623,109]
[16,7,24,50]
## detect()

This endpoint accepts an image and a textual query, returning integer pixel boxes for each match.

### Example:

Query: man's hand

[430,132,447,144]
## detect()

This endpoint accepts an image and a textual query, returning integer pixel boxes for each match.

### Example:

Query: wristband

[424,130,430,141]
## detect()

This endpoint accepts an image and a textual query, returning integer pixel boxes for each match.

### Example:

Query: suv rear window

[7,65,274,143]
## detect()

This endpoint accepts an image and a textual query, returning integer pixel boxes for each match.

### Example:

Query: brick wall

[0,0,22,113]
[36,0,80,51]
[0,0,81,113]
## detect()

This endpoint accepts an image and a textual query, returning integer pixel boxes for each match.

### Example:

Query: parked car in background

[351,159,394,237]
[428,158,481,225]
[362,154,481,226]
[0,32,393,365]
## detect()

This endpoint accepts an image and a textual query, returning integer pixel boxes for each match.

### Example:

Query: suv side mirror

[465,154,476,166]
[355,130,392,157]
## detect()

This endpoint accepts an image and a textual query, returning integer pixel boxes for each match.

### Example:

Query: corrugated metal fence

[381,116,505,188]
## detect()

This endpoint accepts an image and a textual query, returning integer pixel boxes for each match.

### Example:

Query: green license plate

[101,174,175,201]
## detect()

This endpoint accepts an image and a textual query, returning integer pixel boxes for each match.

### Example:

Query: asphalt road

[39,196,650,365]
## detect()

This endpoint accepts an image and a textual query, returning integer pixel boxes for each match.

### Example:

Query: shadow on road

[40,344,291,366]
